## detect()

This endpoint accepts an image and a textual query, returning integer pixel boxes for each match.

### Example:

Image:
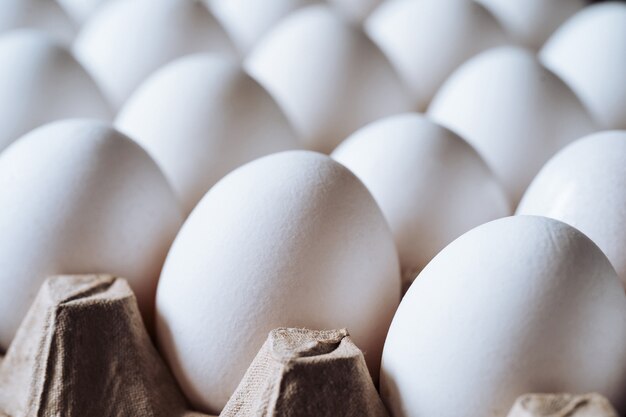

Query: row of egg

[0,0,624,207]
[0,0,625,416]
[2,118,625,417]
[1,0,625,149]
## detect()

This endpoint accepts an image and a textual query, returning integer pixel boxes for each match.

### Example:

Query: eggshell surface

[428,46,595,207]
[476,0,584,50]
[156,151,400,414]
[381,215,626,417]
[332,113,510,288]
[116,54,299,215]
[517,130,626,287]
[366,0,508,110]
[0,29,111,152]
[206,0,317,54]
[0,119,182,351]
[73,0,235,109]
[540,3,626,130]
[0,0,75,43]
[245,5,412,153]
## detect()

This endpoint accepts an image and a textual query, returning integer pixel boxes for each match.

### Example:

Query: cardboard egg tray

[0,274,620,417]
[0,274,391,417]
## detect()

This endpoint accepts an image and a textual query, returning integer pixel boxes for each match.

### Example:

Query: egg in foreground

[381,215,626,417]
[156,150,400,414]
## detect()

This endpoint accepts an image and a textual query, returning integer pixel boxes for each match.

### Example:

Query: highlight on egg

[365,0,508,111]
[73,0,236,110]
[540,2,626,130]
[116,53,300,215]
[332,113,510,290]
[428,46,595,207]
[381,215,626,417]
[0,29,111,153]
[0,119,182,351]
[517,130,626,288]
[156,150,400,414]
[245,4,413,154]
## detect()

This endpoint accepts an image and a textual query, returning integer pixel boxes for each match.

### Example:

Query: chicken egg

[156,150,400,414]
[540,2,626,130]
[73,0,236,110]
[116,53,299,215]
[365,0,508,111]
[245,4,412,153]
[382,215,626,417]
[0,29,110,153]
[0,119,182,351]
[332,113,510,289]
[428,46,595,207]
[517,130,626,287]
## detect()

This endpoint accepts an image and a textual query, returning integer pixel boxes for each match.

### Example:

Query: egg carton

[0,274,619,417]
[0,274,387,417]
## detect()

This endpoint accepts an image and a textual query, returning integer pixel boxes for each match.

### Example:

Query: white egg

[156,150,400,414]
[0,0,75,44]
[206,0,317,55]
[245,4,412,153]
[517,130,626,287]
[116,54,300,215]
[381,215,626,417]
[475,0,584,50]
[0,29,111,153]
[0,119,182,351]
[73,0,236,110]
[365,0,508,111]
[428,46,595,207]
[56,0,109,26]
[541,3,626,130]
[327,0,383,23]
[332,113,510,289]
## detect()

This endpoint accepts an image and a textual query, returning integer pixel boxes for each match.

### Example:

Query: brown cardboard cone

[0,274,213,417]
[220,327,389,417]
[507,393,618,417]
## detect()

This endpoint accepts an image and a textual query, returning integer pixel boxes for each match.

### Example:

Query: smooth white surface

[327,0,382,23]
[332,113,510,288]
[0,119,182,351]
[156,151,400,414]
[541,3,626,130]
[0,29,111,153]
[56,0,109,26]
[366,0,507,111]
[116,54,300,215]
[381,215,626,417]
[428,46,595,207]
[518,130,626,288]
[207,0,316,55]
[476,0,584,50]
[73,0,236,110]
[245,4,412,153]
[0,0,75,44]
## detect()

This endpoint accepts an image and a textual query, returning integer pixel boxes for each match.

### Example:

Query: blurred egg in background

[332,113,510,290]
[116,53,299,215]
